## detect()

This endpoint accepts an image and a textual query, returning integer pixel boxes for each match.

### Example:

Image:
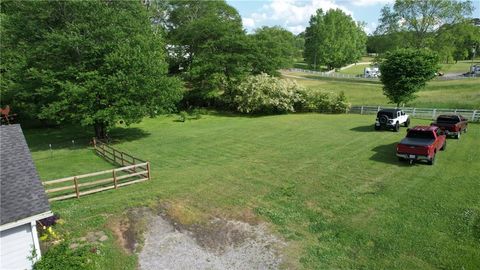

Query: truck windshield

[407,130,435,139]
[437,116,459,123]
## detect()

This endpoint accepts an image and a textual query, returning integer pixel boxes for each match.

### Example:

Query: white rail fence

[287,68,478,80]
[349,106,480,122]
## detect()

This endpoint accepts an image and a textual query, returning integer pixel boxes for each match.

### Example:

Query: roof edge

[0,211,53,231]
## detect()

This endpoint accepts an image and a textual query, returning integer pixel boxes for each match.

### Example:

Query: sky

[226,0,480,35]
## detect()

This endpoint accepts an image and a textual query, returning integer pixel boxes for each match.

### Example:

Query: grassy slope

[283,71,480,109]
[27,114,480,269]
[441,60,480,74]
[337,64,372,76]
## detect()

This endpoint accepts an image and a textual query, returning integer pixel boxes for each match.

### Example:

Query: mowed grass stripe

[27,114,480,269]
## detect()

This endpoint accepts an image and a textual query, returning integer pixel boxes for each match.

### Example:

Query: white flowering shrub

[230,73,304,114]
[226,73,350,114]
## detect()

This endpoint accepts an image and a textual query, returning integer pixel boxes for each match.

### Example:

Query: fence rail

[350,106,479,122]
[287,68,478,80]
[43,162,150,202]
[43,138,151,201]
[93,138,146,167]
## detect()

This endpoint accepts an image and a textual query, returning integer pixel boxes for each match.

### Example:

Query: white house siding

[0,224,35,270]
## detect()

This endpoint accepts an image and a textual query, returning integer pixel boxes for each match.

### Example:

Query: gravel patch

[138,212,285,270]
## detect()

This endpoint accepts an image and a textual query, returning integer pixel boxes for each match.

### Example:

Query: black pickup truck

[431,115,468,139]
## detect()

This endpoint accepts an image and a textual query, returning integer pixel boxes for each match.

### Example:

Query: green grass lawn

[337,63,371,76]
[282,70,480,109]
[441,60,479,74]
[360,56,375,62]
[27,114,480,269]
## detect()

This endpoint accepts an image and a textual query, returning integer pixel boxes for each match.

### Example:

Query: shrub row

[225,73,350,114]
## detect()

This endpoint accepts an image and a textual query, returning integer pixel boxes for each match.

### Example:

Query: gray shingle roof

[1,124,51,225]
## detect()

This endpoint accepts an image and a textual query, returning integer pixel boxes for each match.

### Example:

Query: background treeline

[0,0,304,137]
[367,1,480,64]
[1,0,478,138]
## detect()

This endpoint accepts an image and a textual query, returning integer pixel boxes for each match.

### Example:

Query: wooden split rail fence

[43,138,150,202]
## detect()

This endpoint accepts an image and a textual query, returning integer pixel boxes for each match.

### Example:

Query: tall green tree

[379,48,439,107]
[304,9,366,70]
[1,0,182,138]
[375,0,474,48]
[250,26,297,76]
[435,21,480,63]
[164,0,251,105]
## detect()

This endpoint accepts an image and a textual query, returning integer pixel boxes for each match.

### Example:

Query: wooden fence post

[73,177,80,199]
[113,169,117,189]
[472,110,477,121]
[360,106,364,115]
[113,148,116,164]
[132,158,137,172]
[432,109,437,120]
[377,106,380,112]
[121,152,124,166]
[147,162,151,180]
[92,137,97,149]
[412,108,416,117]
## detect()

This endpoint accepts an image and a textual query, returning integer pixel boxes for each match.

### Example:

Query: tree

[366,33,406,54]
[1,0,183,138]
[375,0,474,48]
[424,20,480,64]
[164,0,252,105]
[304,9,366,70]
[250,26,297,76]
[379,48,439,107]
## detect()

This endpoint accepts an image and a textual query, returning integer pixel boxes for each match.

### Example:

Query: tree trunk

[94,122,107,140]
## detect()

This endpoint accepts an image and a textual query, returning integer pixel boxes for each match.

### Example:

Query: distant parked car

[374,109,410,132]
[396,125,446,165]
[431,114,468,139]
[364,67,380,78]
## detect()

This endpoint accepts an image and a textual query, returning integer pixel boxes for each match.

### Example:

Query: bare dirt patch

[135,208,285,270]
[108,208,150,254]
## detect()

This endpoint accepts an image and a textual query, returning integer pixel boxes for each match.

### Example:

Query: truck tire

[441,141,446,151]
[394,122,400,132]
[428,153,436,165]
[404,118,410,127]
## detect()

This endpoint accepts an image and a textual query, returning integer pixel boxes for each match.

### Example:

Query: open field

[441,60,479,74]
[27,114,480,269]
[337,63,371,76]
[282,70,480,109]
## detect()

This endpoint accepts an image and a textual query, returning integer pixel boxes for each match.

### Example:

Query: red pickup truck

[396,126,446,165]
[431,114,468,139]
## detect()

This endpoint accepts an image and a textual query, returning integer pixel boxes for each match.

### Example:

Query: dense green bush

[295,90,350,113]
[34,243,97,270]
[226,73,304,114]
[295,91,332,112]
[330,91,350,113]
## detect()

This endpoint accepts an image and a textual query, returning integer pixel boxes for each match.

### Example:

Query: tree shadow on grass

[370,142,410,167]
[104,127,150,144]
[25,125,150,152]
